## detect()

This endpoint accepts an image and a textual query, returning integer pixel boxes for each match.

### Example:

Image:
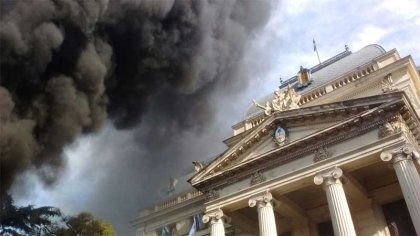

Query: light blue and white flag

[161,226,170,236]
[188,215,197,236]
[195,214,204,230]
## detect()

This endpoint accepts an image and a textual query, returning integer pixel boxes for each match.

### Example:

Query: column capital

[381,144,420,164]
[202,209,224,224]
[314,167,344,187]
[248,191,275,208]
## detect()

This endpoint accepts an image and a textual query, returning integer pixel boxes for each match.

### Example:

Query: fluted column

[314,167,356,236]
[381,145,420,235]
[248,191,278,236]
[202,209,225,236]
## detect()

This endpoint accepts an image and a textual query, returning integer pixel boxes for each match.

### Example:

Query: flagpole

[315,48,321,64]
[313,38,321,65]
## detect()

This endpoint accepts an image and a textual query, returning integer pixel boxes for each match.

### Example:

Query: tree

[1,194,116,236]
[0,193,62,235]
[52,213,116,236]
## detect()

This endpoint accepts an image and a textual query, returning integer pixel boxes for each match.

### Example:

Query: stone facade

[132,45,420,236]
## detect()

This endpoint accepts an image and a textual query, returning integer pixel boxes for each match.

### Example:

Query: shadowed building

[132,45,420,236]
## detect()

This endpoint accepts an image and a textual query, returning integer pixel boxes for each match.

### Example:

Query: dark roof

[246,44,386,118]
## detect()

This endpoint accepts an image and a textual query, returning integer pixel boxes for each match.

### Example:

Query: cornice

[192,92,420,192]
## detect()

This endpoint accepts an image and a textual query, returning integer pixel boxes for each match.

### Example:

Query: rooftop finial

[345,44,349,51]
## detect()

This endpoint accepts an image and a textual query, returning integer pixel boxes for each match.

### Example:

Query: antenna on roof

[313,38,321,65]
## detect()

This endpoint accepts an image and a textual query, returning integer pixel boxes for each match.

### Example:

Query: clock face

[274,127,287,145]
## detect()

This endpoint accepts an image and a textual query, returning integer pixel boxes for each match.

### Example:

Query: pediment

[189,92,419,189]
[224,122,340,168]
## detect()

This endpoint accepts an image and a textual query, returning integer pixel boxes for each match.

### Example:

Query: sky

[11,0,420,235]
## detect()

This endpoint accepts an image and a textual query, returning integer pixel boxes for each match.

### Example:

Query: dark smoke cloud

[0,0,270,198]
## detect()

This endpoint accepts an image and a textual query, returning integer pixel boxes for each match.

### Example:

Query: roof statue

[192,161,204,173]
[253,85,301,115]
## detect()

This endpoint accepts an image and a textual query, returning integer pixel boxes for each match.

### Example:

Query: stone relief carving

[204,189,219,201]
[313,146,334,162]
[250,171,266,186]
[253,85,301,115]
[382,73,396,93]
[378,117,407,138]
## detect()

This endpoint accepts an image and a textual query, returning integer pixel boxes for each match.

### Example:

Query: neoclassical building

[132,45,420,236]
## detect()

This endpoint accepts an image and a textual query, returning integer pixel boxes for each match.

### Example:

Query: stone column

[381,145,420,235]
[248,191,278,236]
[202,209,225,236]
[314,167,356,236]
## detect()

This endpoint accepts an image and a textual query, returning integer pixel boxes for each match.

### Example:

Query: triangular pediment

[227,121,339,165]
[189,92,417,188]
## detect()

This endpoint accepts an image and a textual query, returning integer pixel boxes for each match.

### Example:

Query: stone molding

[248,191,275,208]
[202,209,230,224]
[314,167,344,187]
[380,144,420,164]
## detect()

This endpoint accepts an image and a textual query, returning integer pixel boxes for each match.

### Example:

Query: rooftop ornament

[253,85,301,116]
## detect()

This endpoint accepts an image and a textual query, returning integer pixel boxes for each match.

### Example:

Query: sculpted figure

[283,85,301,109]
[253,100,272,115]
[253,85,301,115]
[272,89,285,111]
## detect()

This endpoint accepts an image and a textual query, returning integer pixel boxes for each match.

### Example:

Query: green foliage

[0,194,116,236]
[53,213,116,236]
[0,193,62,235]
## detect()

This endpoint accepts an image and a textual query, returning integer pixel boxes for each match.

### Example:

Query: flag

[196,214,204,230]
[313,38,317,52]
[161,226,170,236]
[188,215,197,236]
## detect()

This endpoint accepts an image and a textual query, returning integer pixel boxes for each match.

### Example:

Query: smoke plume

[0,0,270,196]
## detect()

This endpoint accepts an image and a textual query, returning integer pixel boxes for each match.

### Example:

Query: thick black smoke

[0,0,270,194]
